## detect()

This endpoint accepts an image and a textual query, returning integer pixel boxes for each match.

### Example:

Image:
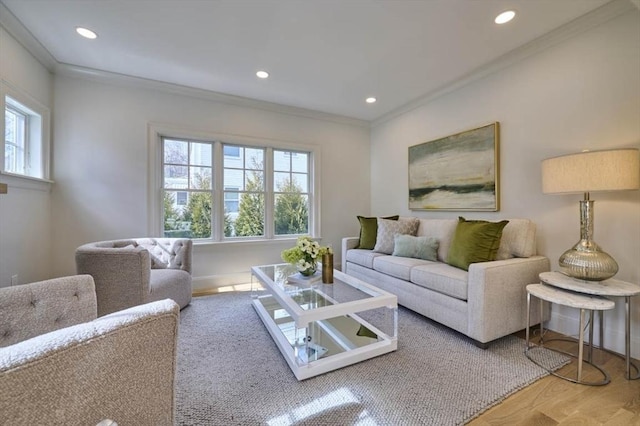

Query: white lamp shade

[542,148,640,194]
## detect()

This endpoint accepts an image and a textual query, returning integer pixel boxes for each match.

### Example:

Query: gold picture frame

[408,122,500,211]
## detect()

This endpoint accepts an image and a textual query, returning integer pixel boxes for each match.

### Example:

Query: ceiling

[1,0,615,122]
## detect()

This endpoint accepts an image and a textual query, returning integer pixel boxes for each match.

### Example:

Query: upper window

[2,87,49,181]
[159,135,316,241]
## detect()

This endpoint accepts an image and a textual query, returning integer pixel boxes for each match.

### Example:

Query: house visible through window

[3,94,47,179]
[160,136,314,240]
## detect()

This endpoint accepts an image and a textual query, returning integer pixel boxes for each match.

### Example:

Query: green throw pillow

[356,325,377,339]
[356,215,399,249]
[446,217,509,271]
[392,234,439,261]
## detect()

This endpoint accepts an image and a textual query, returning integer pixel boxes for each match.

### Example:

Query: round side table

[526,283,615,385]
[540,271,640,380]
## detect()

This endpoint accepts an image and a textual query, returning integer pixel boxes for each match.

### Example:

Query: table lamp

[541,148,640,281]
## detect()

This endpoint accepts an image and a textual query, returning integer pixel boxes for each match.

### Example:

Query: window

[223,145,240,157]
[156,132,318,241]
[273,149,310,236]
[2,89,49,180]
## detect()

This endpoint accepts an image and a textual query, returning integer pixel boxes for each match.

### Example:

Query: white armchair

[0,275,179,425]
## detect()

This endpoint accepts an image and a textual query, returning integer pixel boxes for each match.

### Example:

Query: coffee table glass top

[252,263,387,314]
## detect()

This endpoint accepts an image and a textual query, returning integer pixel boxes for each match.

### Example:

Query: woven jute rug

[175,292,567,425]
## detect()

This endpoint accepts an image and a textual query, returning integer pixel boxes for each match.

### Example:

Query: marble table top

[540,271,640,297]
[527,283,615,311]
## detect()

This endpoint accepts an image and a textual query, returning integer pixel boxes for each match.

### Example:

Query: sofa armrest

[0,275,97,348]
[75,244,151,316]
[467,255,550,343]
[341,237,359,272]
[0,299,180,425]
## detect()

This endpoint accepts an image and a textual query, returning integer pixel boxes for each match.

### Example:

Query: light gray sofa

[76,238,192,316]
[342,217,550,347]
[0,275,179,425]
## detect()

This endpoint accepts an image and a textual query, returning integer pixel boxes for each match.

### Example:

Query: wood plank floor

[469,329,640,425]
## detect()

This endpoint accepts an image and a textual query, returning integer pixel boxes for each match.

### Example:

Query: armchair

[0,275,179,425]
[76,238,192,316]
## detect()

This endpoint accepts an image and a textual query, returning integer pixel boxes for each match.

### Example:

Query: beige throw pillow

[374,217,420,254]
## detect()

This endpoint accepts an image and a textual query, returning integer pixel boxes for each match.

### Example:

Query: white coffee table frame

[251,263,398,380]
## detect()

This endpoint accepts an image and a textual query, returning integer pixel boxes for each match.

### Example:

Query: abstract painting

[408,122,499,211]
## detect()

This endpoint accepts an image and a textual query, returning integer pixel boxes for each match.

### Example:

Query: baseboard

[192,272,252,295]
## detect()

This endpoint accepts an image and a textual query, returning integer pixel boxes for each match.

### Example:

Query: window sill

[0,171,54,192]
[191,236,322,248]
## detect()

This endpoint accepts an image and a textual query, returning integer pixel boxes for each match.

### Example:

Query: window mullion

[264,147,274,239]
[213,141,224,242]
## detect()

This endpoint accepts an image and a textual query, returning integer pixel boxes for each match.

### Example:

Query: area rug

[175,292,567,425]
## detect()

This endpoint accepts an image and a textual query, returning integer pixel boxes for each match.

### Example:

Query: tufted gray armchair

[0,275,179,425]
[75,238,193,316]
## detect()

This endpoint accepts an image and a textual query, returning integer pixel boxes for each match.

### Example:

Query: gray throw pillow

[392,234,439,261]
[373,217,420,254]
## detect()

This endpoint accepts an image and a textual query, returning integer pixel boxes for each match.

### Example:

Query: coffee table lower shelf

[252,295,397,380]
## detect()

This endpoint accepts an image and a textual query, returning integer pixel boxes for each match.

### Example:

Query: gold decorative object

[542,148,640,281]
[322,253,334,284]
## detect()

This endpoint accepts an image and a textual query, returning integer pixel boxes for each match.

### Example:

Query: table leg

[578,309,585,382]
[539,296,544,344]
[625,296,636,380]
[526,292,531,349]
[588,310,594,363]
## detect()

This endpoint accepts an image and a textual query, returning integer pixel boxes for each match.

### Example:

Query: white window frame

[148,123,321,243]
[0,80,51,184]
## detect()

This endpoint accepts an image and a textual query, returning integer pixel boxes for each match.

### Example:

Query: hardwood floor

[469,329,640,425]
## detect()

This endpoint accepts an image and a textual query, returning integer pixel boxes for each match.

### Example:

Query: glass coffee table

[251,263,398,380]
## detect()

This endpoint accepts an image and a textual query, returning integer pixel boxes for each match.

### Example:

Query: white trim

[147,122,322,240]
[0,171,52,192]
[0,3,57,71]
[372,0,636,127]
[56,64,369,128]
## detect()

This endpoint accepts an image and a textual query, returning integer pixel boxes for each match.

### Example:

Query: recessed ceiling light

[256,70,269,79]
[366,97,377,104]
[494,10,516,24]
[76,27,98,39]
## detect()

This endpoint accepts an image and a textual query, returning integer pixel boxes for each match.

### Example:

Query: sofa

[342,217,550,347]
[0,275,179,425]
[76,237,192,316]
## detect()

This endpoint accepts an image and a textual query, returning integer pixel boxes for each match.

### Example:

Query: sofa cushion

[416,219,458,262]
[345,249,387,269]
[356,215,399,249]
[374,217,420,254]
[410,263,469,301]
[496,219,537,259]
[446,217,509,271]
[392,235,439,261]
[373,255,433,281]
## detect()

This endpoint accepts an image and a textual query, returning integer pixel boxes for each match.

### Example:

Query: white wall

[51,73,371,291]
[0,26,53,287]
[370,11,640,358]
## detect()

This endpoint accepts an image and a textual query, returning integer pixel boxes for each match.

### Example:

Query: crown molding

[372,0,637,128]
[53,63,369,128]
[0,2,57,71]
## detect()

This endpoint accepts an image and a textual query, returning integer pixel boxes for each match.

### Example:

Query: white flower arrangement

[281,236,332,274]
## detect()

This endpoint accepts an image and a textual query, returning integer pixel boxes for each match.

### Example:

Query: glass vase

[299,261,317,277]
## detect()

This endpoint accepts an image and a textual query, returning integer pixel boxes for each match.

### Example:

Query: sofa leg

[472,340,489,349]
